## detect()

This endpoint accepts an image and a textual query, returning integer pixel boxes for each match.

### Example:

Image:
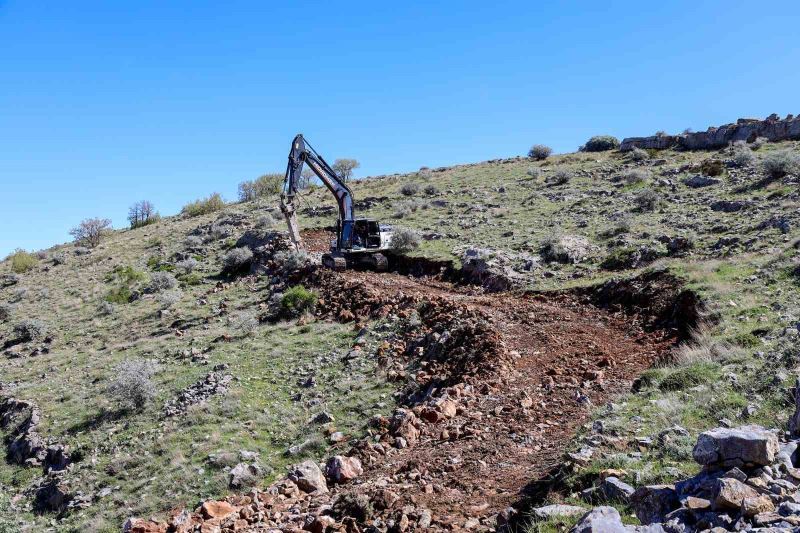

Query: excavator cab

[352,219,382,249]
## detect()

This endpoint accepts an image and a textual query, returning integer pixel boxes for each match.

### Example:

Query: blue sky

[1,1,799,256]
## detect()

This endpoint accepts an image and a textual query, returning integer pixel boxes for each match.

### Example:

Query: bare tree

[332,158,360,182]
[299,167,315,189]
[128,200,159,228]
[70,218,112,248]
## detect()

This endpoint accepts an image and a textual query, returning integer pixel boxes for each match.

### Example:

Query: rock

[629,485,679,524]
[693,425,779,468]
[532,504,587,520]
[601,476,635,502]
[228,462,262,489]
[389,408,420,445]
[789,379,800,438]
[288,460,328,494]
[778,501,800,516]
[570,506,629,532]
[741,495,775,517]
[685,496,711,511]
[710,200,752,213]
[324,455,363,484]
[712,477,759,510]
[200,500,237,520]
[123,518,168,533]
[34,477,71,513]
[683,175,721,188]
[310,411,335,424]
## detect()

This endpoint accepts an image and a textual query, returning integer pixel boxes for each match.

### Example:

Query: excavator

[280,134,394,271]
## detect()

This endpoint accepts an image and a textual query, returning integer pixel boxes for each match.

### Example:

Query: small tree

[528,145,553,161]
[128,200,159,228]
[582,135,620,152]
[70,218,112,248]
[332,159,360,182]
[300,167,315,189]
[107,359,158,410]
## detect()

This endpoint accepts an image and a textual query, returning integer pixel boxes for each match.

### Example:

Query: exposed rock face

[692,425,779,468]
[570,506,629,532]
[712,477,759,510]
[620,114,800,151]
[629,485,679,524]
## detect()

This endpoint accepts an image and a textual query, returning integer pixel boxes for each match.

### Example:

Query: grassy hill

[1,135,798,531]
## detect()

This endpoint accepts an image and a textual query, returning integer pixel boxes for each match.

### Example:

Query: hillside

[1,118,799,532]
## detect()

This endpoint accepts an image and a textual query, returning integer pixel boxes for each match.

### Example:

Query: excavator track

[322,253,347,271]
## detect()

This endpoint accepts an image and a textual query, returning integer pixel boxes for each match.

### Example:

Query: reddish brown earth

[128,231,681,532]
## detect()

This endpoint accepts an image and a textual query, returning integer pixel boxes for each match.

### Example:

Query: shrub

[14,319,48,341]
[184,235,203,248]
[390,227,421,253]
[182,193,225,217]
[149,272,178,292]
[127,200,160,229]
[281,285,317,317]
[699,159,725,177]
[763,149,800,179]
[222,247,254,272]
[0,303,14,321]
[732,145,755,167]
[175,258,198,274]
[178,273,202,286]
[10,287,28,303]
[8,249,37,273]
[417,167,433,179]
[156,289,182,309]
[70,218,112,248]
[332,159,360,182]
[582,135,620,152]
[528,144,552,160]
[51,251,66,265]
[630,147,649,161]
[255,214,275,230]
[526,166,541,179]
[98,301,115,316]
[400,182,420,196]
[751,137,768,150]
[107,359,158,410]
[228,310,258,336]
[540,235,593,264]
[622,168,650,185]
[393,200,421,219]
[273,249,311,274]
[634,189,659,211]
[423,184,438,195]
[658,362,719,391]
[547,168,572,185]
[106,286,133,304]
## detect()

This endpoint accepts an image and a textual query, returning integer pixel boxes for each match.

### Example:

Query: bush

[228,310,258,336]
[184,235,203,249]
[547,168,572,185]
[528,144,552,160]
[751,137,768,150]
[106,286,133,304]
[540,235,593,264]
[582,135,620,152]
[0,303,14,321]
[222,247,254,272]
[98,301,115,316]
[273,249,311,274]
[70,218,112,248]
[390,227,421,254]
[175,258,198,274]
[763,149,800,179]
[423,184,438,195]
[732,145,755,167]
[630,147,649,161]
[699,159,725,177]
[281,285,317,317]
[128,200,160,229]
[526,166,541,179]
[622,169,650,185]
[393,200,421,219]
[149,272,178,292]
[182,193,225,217]
[51,251,66,265]
[417,167,433,179]
[658,362,719,392]
[13,319,48,341]
[400,182,420,196]
[634,189,659,211]
[8,249,37,273]
[107,359,158,410]
[156,289,182,309]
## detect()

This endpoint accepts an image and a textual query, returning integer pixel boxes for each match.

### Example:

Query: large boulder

[570,506,629,533]
[288,460,328,494]
[325,455,363,484]
[693,425,779,468]
[601,476,635,503]
[629,485,679,525]
[228,462,262,489]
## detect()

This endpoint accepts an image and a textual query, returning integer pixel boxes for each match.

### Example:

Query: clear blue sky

[2,1,799,257]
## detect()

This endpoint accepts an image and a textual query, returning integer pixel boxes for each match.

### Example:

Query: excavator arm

[281,134,355,251]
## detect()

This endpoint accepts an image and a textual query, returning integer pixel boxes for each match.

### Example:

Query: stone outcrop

[620,114,800,151]
[692,425,779,468]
